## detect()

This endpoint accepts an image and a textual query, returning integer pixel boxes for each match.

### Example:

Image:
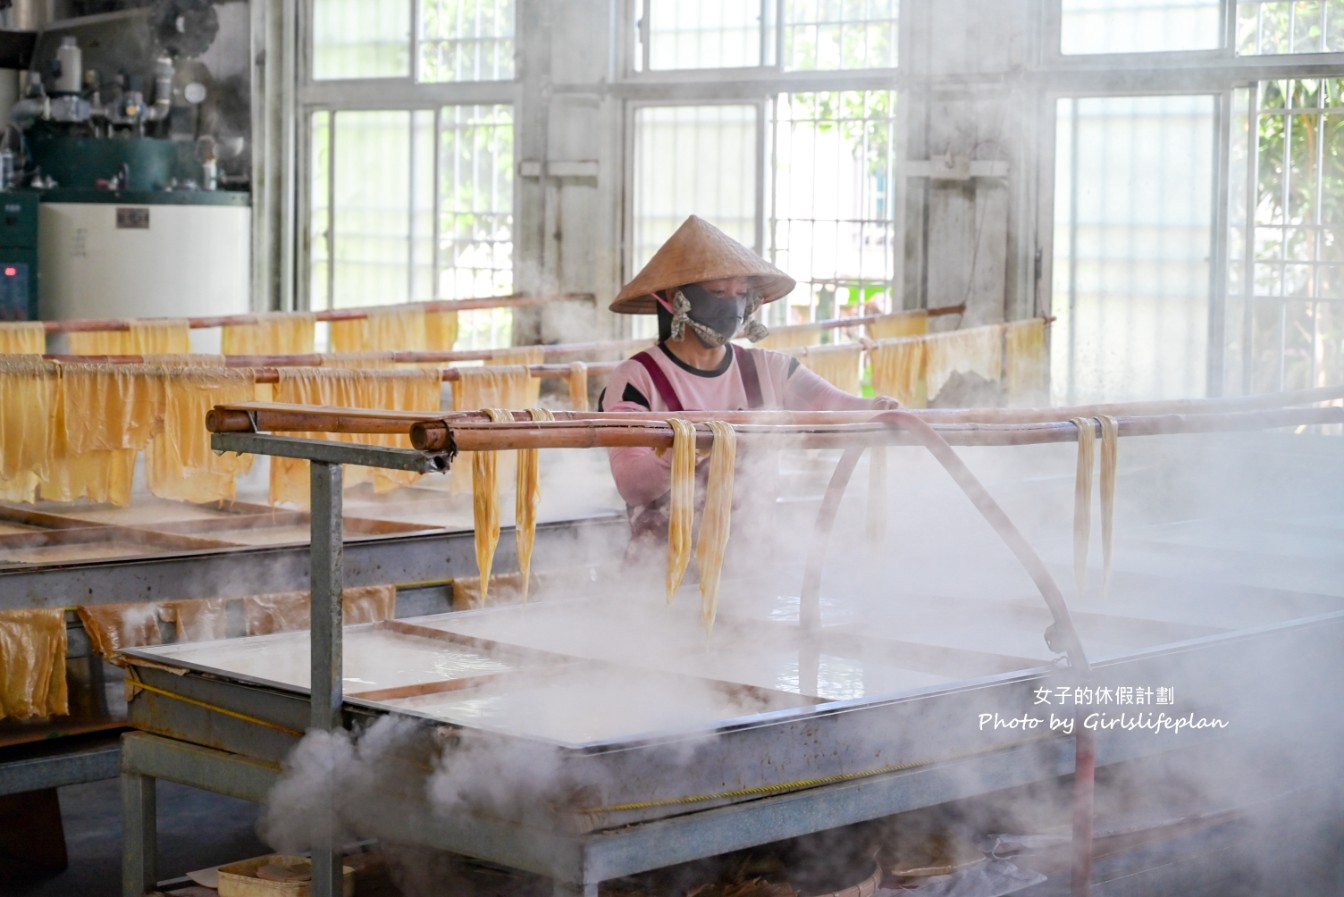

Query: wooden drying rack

[35,297,963,340]
[34,305,1026,383]
[39,292,594,333]
[40,357,620,384]
[204,385,1344,452]
[200,388,1343,897]
[205,387,1344,655]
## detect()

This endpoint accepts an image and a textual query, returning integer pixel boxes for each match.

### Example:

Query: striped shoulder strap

[630,350,683,412]
[732,344,764,409]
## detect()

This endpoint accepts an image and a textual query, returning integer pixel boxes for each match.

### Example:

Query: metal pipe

[309,459,344,897]
[796,411,1091,673]
[405,407,1344,453]
[145,56,174,123]
[1071,726,1096,897]
[196,387,1344,439]
[120,767,157,897]
[799,446,865,631]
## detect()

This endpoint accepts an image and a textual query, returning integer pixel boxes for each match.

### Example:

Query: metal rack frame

[116,419,1344,897]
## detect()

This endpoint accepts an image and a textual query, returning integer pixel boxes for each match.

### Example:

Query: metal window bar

[1244,78,1344,390]
[1240,85,1258,394]
[305,101,517,346]
[1239,0,1344,55]
[1066,97,1082,405]
[1054,95,1217,403]
[313,110,335,312]
[411,0,422,80]
[641,0,767,71]
[416,0,515,82]
[1208,89,1233,398]
[439,104,515,348]
[779,0,899,71]
[769,90,899,327]
[1059,0,1224,55]
[629,103,760,308]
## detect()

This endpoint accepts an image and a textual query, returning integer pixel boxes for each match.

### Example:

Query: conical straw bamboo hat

[611,216,796,314]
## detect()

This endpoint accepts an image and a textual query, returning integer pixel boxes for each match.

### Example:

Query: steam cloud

[250,419,1342,894]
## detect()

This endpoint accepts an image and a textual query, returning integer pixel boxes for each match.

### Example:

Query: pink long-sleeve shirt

[599,343,878,508]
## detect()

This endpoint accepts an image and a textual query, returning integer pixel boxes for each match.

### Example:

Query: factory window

[770,90,899,328]
[1057,0,1344,55]
[632,0,899,72]
[1058,0,1223,54]
[1052,94,1217,404]
[439,104,516,347]
[628,90,899,332]
[630,104,759,338]
[636,0,766,70]
[308,105,514,347]
[632,105,758,268]
[311,0,515,82]
[420,0,516,82]
[1226,79,1344,392]
[1237,0,1344,53]
[309,109,436,310]
[781,0,899,70]
[311,0,413,79]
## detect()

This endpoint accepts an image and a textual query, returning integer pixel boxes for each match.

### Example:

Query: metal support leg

[121,770,156,897]
[310,459,345,732]
[310,460,344,897]
[553,881,599,897]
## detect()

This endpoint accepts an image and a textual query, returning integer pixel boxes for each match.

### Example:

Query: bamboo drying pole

[405,407,1343,453]
[36,299,962,349]
[771,303,966,335]
[204,406,910,436]
[44,349,632,367]
[203,402,1344,451]
[204,382,1344,437]
[41,357,615,386]
[40,292,595,333]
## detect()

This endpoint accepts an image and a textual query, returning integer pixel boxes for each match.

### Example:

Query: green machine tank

[4,3,252,346]
[0,191,38,321]
[26,129,201,192]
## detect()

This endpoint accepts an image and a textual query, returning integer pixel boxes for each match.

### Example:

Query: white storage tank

[38,190,250,352]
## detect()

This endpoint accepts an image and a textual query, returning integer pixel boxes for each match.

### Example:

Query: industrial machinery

[0,2,249,328]
[0,190,37,319]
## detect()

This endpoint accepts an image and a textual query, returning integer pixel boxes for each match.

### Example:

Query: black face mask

[681,283,749,342]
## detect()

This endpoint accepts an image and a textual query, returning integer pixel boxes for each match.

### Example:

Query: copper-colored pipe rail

[202,386,1344,439]
[1072,726,1097,897]
[914,383,1344,422]
[200,402,1344,447]
[796,411,1092,672]
[398,407,1344,454]
[40,292,594,333]
[206,406,908,435]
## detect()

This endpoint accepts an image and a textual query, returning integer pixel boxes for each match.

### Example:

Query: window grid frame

[1234,78,1344,391]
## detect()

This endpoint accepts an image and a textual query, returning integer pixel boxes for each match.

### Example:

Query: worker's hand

[873,395,901,410]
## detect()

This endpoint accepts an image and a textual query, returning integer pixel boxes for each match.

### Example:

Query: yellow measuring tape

[579,738,1047,815]
[127,672,306,739]
[126,668,1055,817]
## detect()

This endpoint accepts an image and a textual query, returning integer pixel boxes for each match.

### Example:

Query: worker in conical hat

[599,215,898,557]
